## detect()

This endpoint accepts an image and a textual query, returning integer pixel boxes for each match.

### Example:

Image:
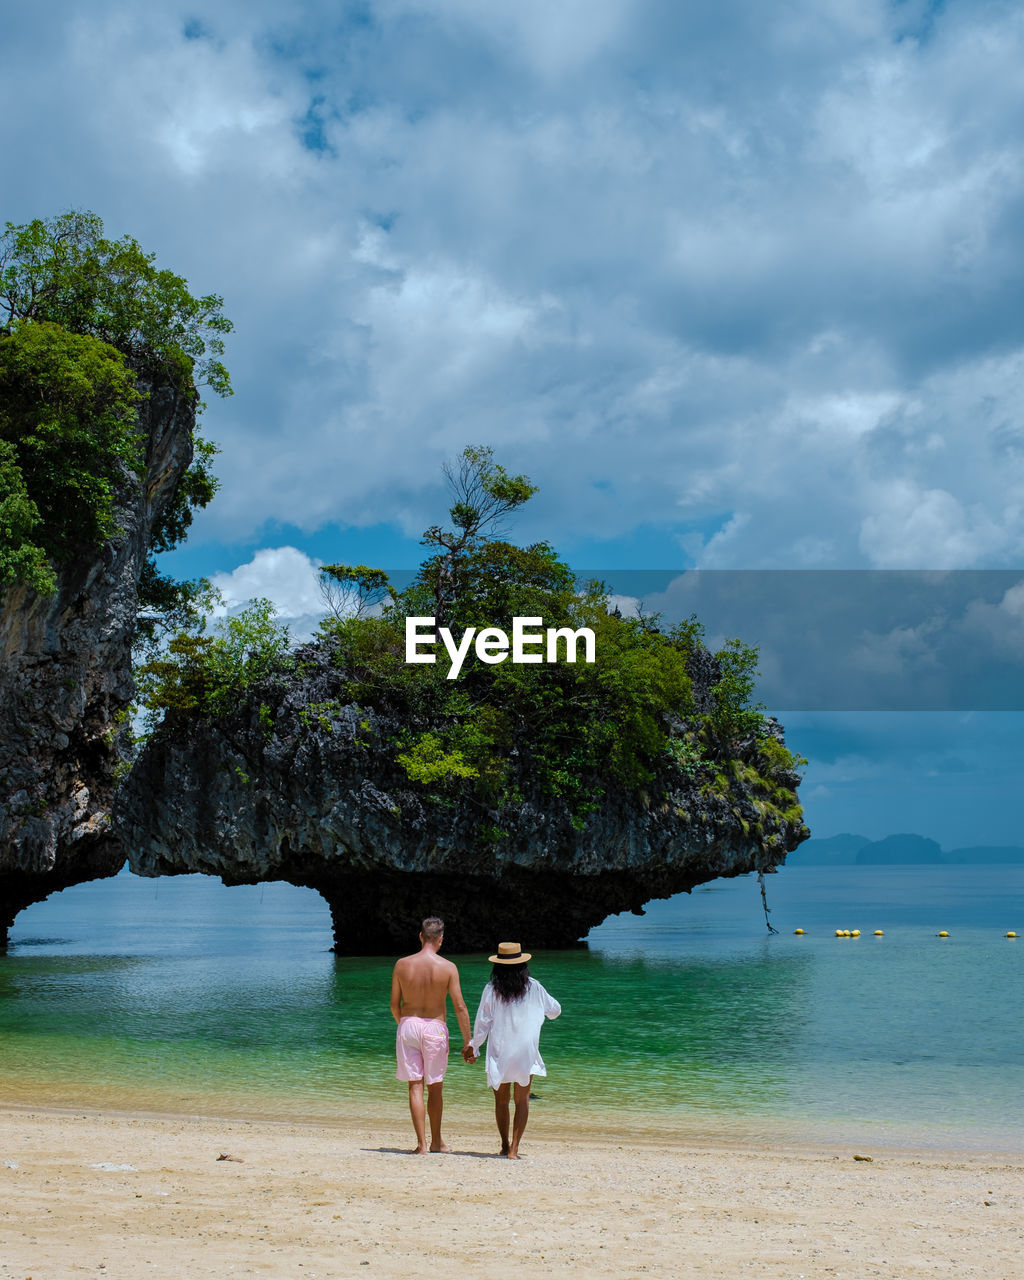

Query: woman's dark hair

[491,962,530,1003]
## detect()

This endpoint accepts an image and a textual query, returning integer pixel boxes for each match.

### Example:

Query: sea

[1,864,1021,1152]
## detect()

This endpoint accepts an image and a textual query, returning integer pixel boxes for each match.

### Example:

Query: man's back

[392,949,458,1020]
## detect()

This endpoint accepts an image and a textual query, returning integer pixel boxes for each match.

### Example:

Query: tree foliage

[0,211,230,621]
[0,438,54,594]
[417,445,538,626]
[0,320,143,584]
[0,211,232,394]
[318,563,395,619]
[135,599,291,730]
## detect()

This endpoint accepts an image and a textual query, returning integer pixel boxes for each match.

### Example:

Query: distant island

[788,832,1024,866]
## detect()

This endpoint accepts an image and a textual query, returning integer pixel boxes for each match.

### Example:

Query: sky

[4,0,1024,847]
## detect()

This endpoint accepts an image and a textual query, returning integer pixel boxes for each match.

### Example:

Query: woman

[464,941,561,1159]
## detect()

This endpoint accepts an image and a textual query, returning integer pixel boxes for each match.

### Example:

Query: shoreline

[6,1090,1024,1162]
[3,1095,1023,1163]
[2,1103,1022,1278]
[3,1075,1022,1160]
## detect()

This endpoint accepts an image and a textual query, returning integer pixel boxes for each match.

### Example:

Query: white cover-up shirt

[470,977,561,1088]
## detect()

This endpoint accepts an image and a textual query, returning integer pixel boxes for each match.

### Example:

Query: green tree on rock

[0,211,231,627]
[1,210,231,393]
[416,445,539,627]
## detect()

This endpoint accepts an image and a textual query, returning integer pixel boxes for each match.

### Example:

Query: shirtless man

[390,917,471,1154]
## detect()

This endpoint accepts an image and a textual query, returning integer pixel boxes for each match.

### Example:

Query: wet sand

[1,1101,1022,1278]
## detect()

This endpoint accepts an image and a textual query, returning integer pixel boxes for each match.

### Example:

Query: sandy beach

[1,1102,1021,1279]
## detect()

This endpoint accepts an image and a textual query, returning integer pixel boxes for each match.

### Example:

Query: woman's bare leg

[493,1083,511,1155]
[509,1078,532,1159]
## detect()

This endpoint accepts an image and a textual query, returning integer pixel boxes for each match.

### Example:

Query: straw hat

[488,941,531,965]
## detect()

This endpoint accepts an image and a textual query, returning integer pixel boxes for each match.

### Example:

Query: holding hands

[462,1044,477,1063]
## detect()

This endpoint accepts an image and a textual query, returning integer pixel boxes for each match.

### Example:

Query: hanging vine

[757,869,779,934]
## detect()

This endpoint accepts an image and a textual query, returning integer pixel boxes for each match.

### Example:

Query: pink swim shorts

[395,1016,449,1084]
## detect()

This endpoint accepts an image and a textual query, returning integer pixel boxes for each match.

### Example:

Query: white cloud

[859,484,1005,569]
[210,547,324,620]
[605,594,641,618]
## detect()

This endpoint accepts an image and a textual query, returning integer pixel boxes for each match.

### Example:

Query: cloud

[388,0,634,79]
[209,547,325,639]
[960,579,1024,659]
[630,570,1024,711]
[4,0,1024,572]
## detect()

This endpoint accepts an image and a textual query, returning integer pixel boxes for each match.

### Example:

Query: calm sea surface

[1,865,1021,1150]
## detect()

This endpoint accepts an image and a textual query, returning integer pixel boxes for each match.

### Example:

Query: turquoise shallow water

[1,865,1021,1149]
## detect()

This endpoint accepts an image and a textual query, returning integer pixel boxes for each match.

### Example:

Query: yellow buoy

[851,930,861,937]
[938,931,949,937]
[794,928,805,935]
[1006,931,1017,938]
[874,930,884,936]
[835,929,844,937]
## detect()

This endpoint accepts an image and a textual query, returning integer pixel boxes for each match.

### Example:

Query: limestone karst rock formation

[0,374,196,948]
[116,635,808,953]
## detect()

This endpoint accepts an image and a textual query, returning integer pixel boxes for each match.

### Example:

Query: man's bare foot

[411,1146,428,1155]
[429,1141,452,1153]
[507,1148,521,1160]
[499,1144,510,1157]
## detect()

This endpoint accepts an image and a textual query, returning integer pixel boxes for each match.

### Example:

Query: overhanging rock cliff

[0,375,197,947]
[117,637,808,953]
